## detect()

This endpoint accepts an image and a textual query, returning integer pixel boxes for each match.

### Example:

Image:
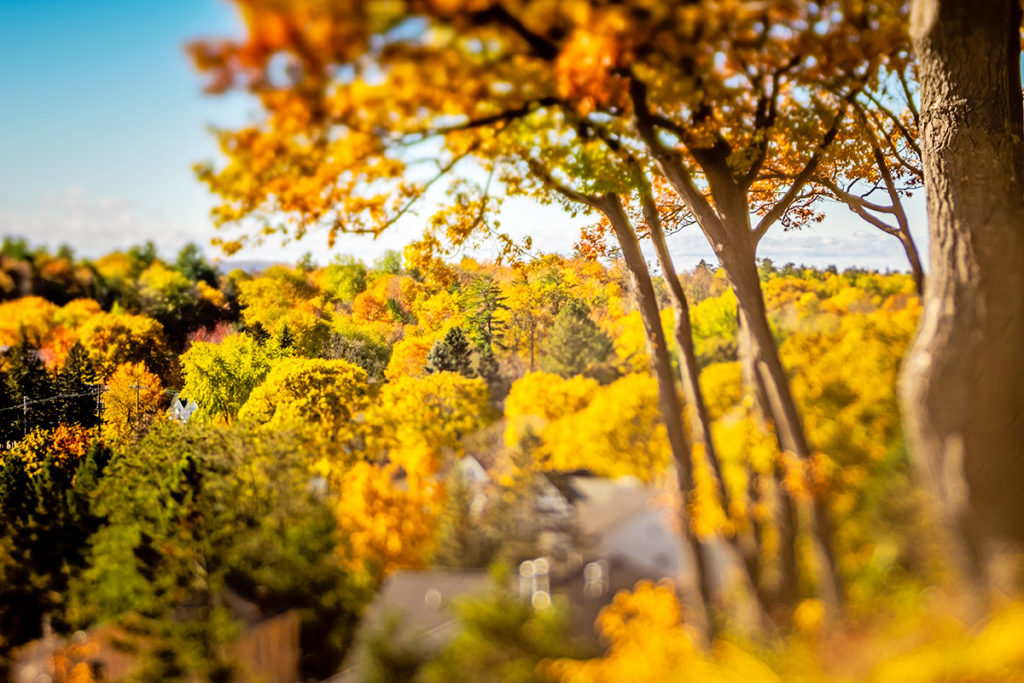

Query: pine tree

[475,345,502,397]
[541,300,614,379]
[0,372,17,447]
[463,275,507,352]
[277,322,295,350]
[6,339,56,435]
[174,242,219,287]
[425,327,475,378]
[56,341,100,428]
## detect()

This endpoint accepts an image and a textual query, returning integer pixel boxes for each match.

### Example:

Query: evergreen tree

[0,372,17,447]
[541,300,614,379]
[6,339,56,435]
[56,341,100,428]
[277,322,295,350]
[431,470,499,569]
[425,327,475,377]
[0,442,109,660]
[464,275,507,352]
[475,345,503,397]
[245,320,271,346]
[174,242,219,287]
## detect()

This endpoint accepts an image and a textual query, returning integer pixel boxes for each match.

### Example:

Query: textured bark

[903,0,1024,595]
[598,195,717,637]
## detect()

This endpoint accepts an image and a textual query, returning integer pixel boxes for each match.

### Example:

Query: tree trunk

[641,192,728,503]
[649,148,843,611]
[598,195,717,637]
[739,310,799,607]
[897,225,926,297]
[903,0,1024,597]
[721,233,843,612]
[642,191,771,623]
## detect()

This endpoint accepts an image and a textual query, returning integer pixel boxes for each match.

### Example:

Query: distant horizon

[1,228,925,278]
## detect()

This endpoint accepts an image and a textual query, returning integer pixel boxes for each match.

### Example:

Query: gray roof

[333,569,491,682]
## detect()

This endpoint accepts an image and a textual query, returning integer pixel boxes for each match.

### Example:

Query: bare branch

[468,5,559,60]
[813,176,899,235]
[858,90,922,159]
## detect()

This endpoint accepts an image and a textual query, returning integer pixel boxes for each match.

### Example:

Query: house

[329,569,493,682]
[167,394,198,423]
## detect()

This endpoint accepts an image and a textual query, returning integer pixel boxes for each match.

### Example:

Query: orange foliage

[335,462,443,577]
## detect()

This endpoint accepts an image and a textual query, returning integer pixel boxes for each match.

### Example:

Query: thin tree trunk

[641,187,771,623]
[903,0,1024,599]
[739,309,799,607]
[630,57,842,613]
[897,227,925,297]
[724,238,843,612]
[598,195,717,637]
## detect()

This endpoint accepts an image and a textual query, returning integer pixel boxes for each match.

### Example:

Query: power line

[0,385,173,414]
[0,388,105,413]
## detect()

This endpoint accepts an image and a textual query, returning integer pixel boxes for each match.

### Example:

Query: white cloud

[0,186,209,259]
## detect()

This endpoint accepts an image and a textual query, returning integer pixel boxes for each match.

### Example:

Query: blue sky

[0,0,927,271]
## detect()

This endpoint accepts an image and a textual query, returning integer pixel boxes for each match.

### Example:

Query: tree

[76,311,173,382]
[0,433,109,660]
[425,326,475,378]
[72,422,361,681]
[236,265,333,356]
[55,341,100,428]
[810,58,926,295]
[0,296,58,348]
[416,583,585,683]
[541,373,670,482]
[541,299,613,379]
[101,361,164,448]
[239,357,369,435]
[372,250,404,276]
[334,461,443,579]
[326,324,392,382]
[901,0,1024,598]
[179,332,283,424]
[0,372,17,447]
[324,254,368,303]
[365,371,492,474]
[5,339,56,436]
[174,242,219,288]
[138,261,229,351]
[463,275,507,352]
[188,0,905,618]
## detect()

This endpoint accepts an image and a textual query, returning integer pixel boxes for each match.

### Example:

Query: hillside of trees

[1,235,1019,681]
[4,0,1023,680]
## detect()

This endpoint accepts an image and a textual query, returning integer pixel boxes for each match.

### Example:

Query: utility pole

[21,396,27,437]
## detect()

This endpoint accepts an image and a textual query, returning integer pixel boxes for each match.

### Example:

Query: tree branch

[753,100,849,242]
[397,97,561,142]
[743,57,798,188]
[469,5,559,60]
[525,158,599,209]
[629,76,721,229]
[813,176,899,235]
